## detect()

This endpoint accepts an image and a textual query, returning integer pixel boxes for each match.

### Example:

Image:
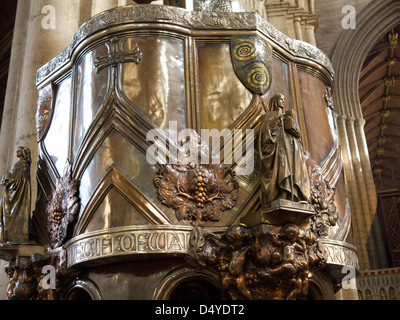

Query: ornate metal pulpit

[1,4,358,300]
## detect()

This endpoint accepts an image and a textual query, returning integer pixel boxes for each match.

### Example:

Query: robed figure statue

[259,93,310,205]
[0,147,31,244]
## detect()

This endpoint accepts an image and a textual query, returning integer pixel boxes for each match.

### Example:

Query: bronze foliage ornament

[188,223,327,300]
[154,163,239,224]
[46,162,80,248]
[306,155,338,237]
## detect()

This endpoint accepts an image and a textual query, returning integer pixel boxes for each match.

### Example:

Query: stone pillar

[308,0,315,14]
[0,2,30,180]
[293,17,303,41]
[91,0,119,16]
[304,24,316,46]
[345,117,379,269]
[0,0,83,300]
[336,115,370,270]
[354,119,389,269]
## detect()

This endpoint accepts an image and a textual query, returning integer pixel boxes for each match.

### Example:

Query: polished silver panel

[43,77,72,176]
[79,129,160,209]
[121,36,186,132]
[73,45,109,157]
[66,225,193,267]
[197,42,252,130]
[84,188,151,233]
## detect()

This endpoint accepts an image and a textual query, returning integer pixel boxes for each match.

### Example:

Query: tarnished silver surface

[66,225,193,267]
[36,5,334,86]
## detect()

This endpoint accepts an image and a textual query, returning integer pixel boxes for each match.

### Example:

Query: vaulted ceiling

[360,24,400,191]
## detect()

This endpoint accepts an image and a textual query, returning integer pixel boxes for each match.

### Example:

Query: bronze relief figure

[259,93,310,205]
[0,147,31,244]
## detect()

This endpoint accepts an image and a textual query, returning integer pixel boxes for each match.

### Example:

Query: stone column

[336,115,370,270]
[345,117,379,269]
[304,24,316,46]
[0,2,30,180]
[0,0,84,300]
[92,0,119,16]
[118,0,130,5]
[293,17,303,41]
[308,0,315,14]
[354,119,389,269]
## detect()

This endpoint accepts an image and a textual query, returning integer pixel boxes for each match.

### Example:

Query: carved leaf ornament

[154,163,239,224]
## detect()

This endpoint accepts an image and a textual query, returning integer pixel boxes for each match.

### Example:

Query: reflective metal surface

[299,71,335,164]
[197,42,252,130]
[29,5,356,300]
[121,36,186,131]
[73,45,109,157]
[43,77,72,176]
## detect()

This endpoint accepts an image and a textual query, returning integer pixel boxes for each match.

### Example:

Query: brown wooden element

[378,190,400,267]
[360,25,400,188]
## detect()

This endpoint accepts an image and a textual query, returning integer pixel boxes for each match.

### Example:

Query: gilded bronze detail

[154,163,239,224]
[231,36,273,95]
[306,155,339,237]
[188,223,327,300]
[0,147,32,244]
[259,93,310,205]
[46,162,80,248]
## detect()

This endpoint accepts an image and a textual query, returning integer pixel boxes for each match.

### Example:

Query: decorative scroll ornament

[154,163,239,224]
[36,84,54,142]
[94,36,142,73]
[46,162,80,248]
[231,36,273,95]
[188,223,327,300]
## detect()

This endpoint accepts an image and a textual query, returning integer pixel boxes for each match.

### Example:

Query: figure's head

[280,223,299,243]
[268,93,285,112]
[17,146,31,164]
